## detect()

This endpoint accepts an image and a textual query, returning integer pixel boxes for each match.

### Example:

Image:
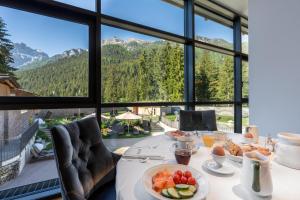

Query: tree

[195,51,211,100]
[217,56,234,100]
[0,17,14,75]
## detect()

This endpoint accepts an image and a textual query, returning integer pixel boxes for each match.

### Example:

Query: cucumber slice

[161,189,171,198]
[188,185,197,193]
[175,184,189,190]
[178,190,194,198]
[167,187,180,199]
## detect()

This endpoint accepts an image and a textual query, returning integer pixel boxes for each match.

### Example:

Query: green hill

[15,52,88,96]
[15,38,248,101]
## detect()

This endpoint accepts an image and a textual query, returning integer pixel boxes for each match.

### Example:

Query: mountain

[15,51,88,96]
[11,43,49,68]
[19,48,87,71]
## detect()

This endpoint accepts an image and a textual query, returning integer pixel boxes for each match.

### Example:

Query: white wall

[249,0,300,136]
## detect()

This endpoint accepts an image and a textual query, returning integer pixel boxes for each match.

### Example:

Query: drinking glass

[170,143,192,165]
[201,132,215,147]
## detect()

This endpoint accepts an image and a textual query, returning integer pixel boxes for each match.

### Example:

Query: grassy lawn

[165,114,177,121]
[217,115,249,126]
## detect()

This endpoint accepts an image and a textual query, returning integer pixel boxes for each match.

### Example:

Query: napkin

[123,146,164,160]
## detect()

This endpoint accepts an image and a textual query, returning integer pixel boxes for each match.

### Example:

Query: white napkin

[123,146,164,160]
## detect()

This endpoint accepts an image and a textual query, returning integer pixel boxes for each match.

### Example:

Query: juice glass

[201,133,215,147]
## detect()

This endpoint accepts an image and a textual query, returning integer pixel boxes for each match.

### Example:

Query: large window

[101,0,184,35]
[242,61,249,98]
[195,15,233,50]
[101,25,184,103]
[0,0,248,198]
[0,108,94,192]
[242,33,249,54]
[0,6,89,97]
[101,106,183,152]
[195,48,234,101]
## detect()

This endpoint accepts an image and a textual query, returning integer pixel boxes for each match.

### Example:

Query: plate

[165,130,185,140]
[202,160,235,175]
[142,164,209,200]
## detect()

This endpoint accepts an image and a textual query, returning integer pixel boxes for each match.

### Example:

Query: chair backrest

[179,110,217,131]
[51,117,117,200]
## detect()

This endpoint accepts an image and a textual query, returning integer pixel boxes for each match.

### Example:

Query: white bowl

[142,164,209,200]
[277,132,300,146]
[212,154,226,167]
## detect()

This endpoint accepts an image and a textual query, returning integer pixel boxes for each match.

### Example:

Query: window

[195,48,234,101]
[54,0,96,11]
[101,25,184,103]
[242,61,249,98]
[195,15,233,50]
[101,0,184,35]
[195,105,234,132]
[242,104,249,132]
[0,108,94,192]
[242,33,248,54]
[101,106,183,152]
[0,6,89,97]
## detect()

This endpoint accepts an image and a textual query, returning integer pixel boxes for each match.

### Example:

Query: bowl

[212,153,226,167]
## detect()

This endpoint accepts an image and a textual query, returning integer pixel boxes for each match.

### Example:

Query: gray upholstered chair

[51,117,120,200]
[179,110,217,131]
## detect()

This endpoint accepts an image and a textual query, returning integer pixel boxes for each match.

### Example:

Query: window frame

[0,0,98,109]
[0,0,249,198]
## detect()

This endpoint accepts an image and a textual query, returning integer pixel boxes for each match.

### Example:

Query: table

[116,134,300,200]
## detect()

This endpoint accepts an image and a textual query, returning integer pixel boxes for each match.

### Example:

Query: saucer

[202,159,235,175]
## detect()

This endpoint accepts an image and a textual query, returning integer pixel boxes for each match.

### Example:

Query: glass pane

[0,108,94,191]
[101,25,184,103]
[54,0,95,11]
[242,33,248,54]
[0,7,89,97]
[195,15,233,49]
[195,48,234,101]
[242,104,249,133]
[101,0,184,35]
[242,61,249,98]
[195,105,234,132]
[101,106,183,152]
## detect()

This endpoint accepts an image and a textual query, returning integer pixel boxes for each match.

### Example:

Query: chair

[50,117,121,200]
[179,110,217,131]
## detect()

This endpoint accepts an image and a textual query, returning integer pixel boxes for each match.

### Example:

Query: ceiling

[212,0,248,17]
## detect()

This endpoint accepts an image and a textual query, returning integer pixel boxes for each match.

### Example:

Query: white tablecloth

[116,134,300,200]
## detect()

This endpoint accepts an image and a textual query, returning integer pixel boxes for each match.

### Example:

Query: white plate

[165,131,183,140]
[142,164,209,200]
[202,160,235,175]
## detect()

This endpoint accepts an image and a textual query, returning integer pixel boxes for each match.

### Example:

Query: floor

[0,159,58,191]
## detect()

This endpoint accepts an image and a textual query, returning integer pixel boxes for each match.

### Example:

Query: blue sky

[0,0,236,56]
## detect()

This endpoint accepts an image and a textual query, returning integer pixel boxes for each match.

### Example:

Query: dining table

[115,133,300,200]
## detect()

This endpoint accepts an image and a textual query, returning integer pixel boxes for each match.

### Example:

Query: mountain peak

[101,37,148,46]
[11,43,49,68]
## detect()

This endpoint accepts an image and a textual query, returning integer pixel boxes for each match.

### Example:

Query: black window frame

[0,0,248,198]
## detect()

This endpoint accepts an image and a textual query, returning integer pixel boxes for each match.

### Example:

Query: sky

[0,0,238,56]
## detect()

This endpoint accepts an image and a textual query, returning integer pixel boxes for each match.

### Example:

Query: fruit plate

[142,164,209,200]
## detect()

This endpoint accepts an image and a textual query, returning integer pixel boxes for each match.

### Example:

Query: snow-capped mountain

[11,43,49,68]
[101,36,149,46]
[52,48,87,60]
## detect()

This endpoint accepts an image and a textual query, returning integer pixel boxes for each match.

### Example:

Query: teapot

[241,151,273,197]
